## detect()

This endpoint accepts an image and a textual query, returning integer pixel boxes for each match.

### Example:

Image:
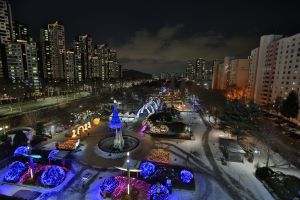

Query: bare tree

[259,122,275,168]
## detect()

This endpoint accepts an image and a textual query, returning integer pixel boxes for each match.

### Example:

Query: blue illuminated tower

[110,103,122,129]
[110,101,124,150]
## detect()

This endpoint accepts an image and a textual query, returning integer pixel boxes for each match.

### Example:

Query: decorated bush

[4,161,28,183]
[179,170,193,184]
[100,177,119,195]
[13,146,29,156]
[40,165,66,187]
[149,183,169,200]
[140,162,156,178]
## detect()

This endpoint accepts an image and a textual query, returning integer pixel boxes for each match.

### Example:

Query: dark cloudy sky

[10,0,300,73]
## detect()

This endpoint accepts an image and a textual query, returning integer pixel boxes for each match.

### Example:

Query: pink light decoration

[19,164,45,183]
[18,164,68,184]
[112,176,150,199]
[139,125,148,136]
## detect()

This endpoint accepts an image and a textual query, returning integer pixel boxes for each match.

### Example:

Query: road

[0,92,89,118]
[257,118,300,168]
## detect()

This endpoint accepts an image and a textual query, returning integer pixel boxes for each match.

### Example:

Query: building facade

[63,50,75,86]
[0,0,13,80]
[12,21,29,42]
[4,41,41,92]
[271,33,300,103]
[74,34,92,82]
[228,58,250,89]
[40,21,65,83]
[253,35,282,103]
[247,48,259,100]
[0,0,13,44]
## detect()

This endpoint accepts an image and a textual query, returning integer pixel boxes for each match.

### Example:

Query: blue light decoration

[48,150,59,160]
[40,165,66,187]
[14,146,29,156]
[109,103,122,129]
[100,177,119,194]
[4,161,28,183]
[180,169,193,184]
[149,183,169,200]
[140,161,156,178]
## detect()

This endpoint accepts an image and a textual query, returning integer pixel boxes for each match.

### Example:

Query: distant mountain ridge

[122,69,152,80]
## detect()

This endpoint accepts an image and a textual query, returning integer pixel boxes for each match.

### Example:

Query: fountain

[110,102,124,150]
[98,101,139,158]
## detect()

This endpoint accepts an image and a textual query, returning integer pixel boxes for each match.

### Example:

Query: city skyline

[1,1,300,200]
[10,0,300,73]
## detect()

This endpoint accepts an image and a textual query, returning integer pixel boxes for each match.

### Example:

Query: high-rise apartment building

[40,21,65,83]
[185,58,213,87]
[63,50,75,86]
[74,34,92,82]
[260,41,279,104]
[228,58,249,89]
[212,57,249,91]
[185,61,193,80]
[212,56,233,90]
[212,59,220,90]
[90,55,101,79]
[0,0,13,44]
[271,33,300,103]
[0,0,13,80]
[94,44,121,81]
[248,34,300,106]
[4,40,41,92]
[12,21,29,42]
[247,48,259,100]
[253,35,282,103]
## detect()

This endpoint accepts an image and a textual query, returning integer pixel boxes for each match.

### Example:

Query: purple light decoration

[19,164,68,184]
[109,103,122,129]
[19,164,46,183]
[180,169,193,184]
[113,176,150,199]
[13,146,29,156]
[140,161,156,178]
[149,183,169,200]
[40,165,66,187]
[4,161,28,183]
[140,125,148,136]
[100,177,119,195]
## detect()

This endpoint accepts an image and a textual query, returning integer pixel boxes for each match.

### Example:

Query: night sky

[10,0,300,73]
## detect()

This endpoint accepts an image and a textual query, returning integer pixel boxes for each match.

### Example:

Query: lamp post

[127,152,130,195]
[115,152,141,196]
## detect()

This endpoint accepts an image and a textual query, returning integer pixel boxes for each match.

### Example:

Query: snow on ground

[0,166,75,199]
[59,168,98,200]
[85,169,232,200]
[209,129,275,200]
[85,169,119,200]
[39,142,57,150]
[177,111,212,170]
[169,173,232,200]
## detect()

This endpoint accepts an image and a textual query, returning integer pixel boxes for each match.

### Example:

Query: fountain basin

[97,135,139,159]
